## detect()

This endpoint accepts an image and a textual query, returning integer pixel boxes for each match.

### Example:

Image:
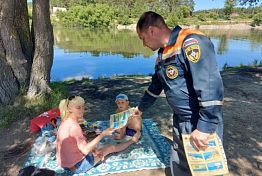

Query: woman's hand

[101,128,115,137]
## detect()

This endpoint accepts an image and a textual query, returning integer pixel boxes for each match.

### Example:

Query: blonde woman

[56,95,138,174]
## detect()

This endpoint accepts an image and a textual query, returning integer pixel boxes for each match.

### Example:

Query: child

[113,93,142,141]
[56,95,139,174]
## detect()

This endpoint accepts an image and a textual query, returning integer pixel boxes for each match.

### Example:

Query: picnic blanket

[24,119,171,175]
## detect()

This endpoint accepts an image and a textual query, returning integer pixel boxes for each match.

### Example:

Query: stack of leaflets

[109,108,135,129]
[182,133,229,176]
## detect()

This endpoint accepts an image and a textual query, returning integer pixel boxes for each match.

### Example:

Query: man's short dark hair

[137,11,167,32]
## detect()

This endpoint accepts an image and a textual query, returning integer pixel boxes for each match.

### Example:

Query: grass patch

[0,82,69,129]
[222,59,262,71]
[0,106,35,129]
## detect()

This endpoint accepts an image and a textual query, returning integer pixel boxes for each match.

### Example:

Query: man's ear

[148,26,154,36]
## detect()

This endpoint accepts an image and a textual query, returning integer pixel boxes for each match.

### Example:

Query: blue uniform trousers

[170,115,223,176]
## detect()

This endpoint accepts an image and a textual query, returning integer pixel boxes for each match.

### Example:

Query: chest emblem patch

[166,65,178,79]
[185,44,201,63]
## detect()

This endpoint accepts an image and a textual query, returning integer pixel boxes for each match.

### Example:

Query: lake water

[51,27,262,81]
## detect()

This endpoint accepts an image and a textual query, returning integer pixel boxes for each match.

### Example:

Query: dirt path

[0,67,261,176]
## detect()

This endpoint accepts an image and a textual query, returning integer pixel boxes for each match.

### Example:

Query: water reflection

[52,27,262,81]
[53,27,153,58]
[202,29,262,54]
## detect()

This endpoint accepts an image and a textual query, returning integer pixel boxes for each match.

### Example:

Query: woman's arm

[72,126,115,155]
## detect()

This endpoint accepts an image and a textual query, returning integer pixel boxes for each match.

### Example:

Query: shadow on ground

[0,67,261,176]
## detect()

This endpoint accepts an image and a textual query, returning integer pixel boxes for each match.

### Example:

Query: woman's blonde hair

[59,96,85,120]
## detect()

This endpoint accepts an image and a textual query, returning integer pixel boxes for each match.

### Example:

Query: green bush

[208,12,218,20]
[115,8,133,25]
[197,14,206,21]
[130,2,147,19]
[55,4,140,28]
[166,13,179,27]
[247,14,254,19]
[176,5,191,18]
[0,82,68,129]
[251,13,262,26]
[57,4,116,28]
[117,15,132,25]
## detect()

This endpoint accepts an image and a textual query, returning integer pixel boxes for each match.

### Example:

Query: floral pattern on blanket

[24,119,171,176]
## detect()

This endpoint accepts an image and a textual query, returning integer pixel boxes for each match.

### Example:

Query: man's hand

[190,129,210,150]
[132,107,142,118]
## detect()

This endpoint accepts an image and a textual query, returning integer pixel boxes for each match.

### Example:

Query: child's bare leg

[128,116,142,132]
[104,140,134,155]
[95,139,136,161]
[127,116,142,141]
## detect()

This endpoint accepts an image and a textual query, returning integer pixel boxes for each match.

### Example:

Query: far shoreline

[52,66,262,83]
[117,23,262,31]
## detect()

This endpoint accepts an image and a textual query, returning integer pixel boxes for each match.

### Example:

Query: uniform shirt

[56,118,88,168]
[138,26,224,134]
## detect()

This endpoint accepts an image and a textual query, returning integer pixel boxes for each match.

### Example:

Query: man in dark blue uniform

[134,11,224,175]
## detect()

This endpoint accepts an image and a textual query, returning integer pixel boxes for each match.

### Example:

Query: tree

[162,0,180,13]
[224,0,237,19]
[0,0,54,105]
[177,5,192,18]
[27,0,54,98]
[51,0,93,8]
[179,0,195,12]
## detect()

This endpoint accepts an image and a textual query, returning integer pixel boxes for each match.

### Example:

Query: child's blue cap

[115,94,128,102]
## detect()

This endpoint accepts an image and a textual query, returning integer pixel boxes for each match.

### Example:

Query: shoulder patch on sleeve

[185,43,201,63]
[183,38,199,48]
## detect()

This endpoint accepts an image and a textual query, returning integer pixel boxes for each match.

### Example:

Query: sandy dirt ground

[0,67,261,176]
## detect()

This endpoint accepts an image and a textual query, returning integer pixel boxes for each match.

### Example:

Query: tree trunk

[0,0,32,105]
[0,0,30,88]
[0,37,19,105]
[27,0,54,98]
[14,0,33,68]
[0,0,53,104]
